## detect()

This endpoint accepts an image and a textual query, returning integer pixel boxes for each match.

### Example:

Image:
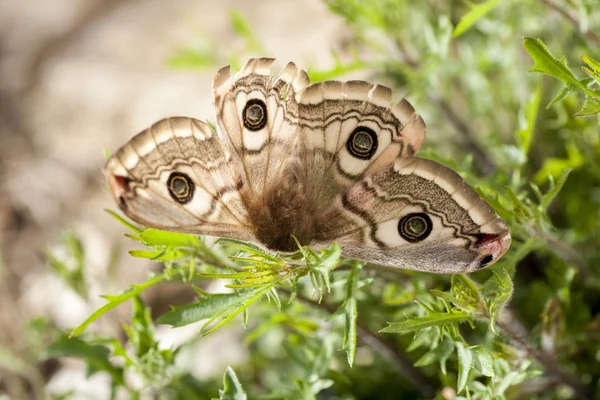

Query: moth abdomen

[248,169,317,252]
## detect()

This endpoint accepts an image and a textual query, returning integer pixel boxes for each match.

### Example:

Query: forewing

[212,58,309,196]
[104,117,256,241]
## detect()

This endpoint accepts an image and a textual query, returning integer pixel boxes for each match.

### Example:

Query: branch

[541,0,600,48]
[495,318,591,400]
[295,293,437,398]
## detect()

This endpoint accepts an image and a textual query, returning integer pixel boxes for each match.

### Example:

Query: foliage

[8,1,599,399]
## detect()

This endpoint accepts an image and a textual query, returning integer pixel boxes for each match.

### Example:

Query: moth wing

[104,117,256,241]
[212,58,309,196]
[314,157,511,273]
[297,80,426,210]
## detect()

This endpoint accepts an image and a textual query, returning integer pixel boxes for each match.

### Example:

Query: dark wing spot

[477,254,494,269]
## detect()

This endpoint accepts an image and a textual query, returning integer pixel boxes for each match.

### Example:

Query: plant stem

[495,318,591,400]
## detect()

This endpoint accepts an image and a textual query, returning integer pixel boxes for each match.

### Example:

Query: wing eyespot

[398,213,432,243]
[346,127,378,159]
[167,172,195,204]
[243,99,267,131]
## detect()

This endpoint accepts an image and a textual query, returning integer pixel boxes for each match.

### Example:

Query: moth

[104,58,511,273]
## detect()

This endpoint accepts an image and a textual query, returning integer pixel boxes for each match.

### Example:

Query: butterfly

[104,58,511,274]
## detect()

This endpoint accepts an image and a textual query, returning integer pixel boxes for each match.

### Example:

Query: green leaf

[158,289,256,327]
[309,243,342,293]
[45,335,124,385]
[488,269,514,333]
[127,296,156,358]
[342,263,360,366]
[413,337,454,373]
[533,142,581,184]
[128,249,187,261]
[105,209,143,234]
[219,366,247,400]
[46,233,88,300]
[455,342,473,394]
[516,87,541,155]
[547,85,574,109]
[217,238,282,263]
[523,37,594,97]
[138,229,201,248]
[380,311,471,334]
[437,338,455,375]
[471,346,495,378]
[202,280,283,336]
[453,0,502,37]
[575,97,600,116]
[70,274,165,338]
[450,275,487,314]
[541,169,572,211]
[582,55,600,84]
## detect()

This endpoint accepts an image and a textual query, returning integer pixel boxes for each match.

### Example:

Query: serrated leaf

[219,366,247,400]
[70,275,165,338]
[380,311,470,334]
[202,280,283,336]
[575,97,600,116]
[158,289,256,327]
[450,275,487,314]
[310,243,342,293]
[582,55,600,84]
[453,0,502,37]
[455,342,473,394]
[523,38,593,96]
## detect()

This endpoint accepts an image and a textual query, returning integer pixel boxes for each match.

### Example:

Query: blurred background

[1,0,599,399]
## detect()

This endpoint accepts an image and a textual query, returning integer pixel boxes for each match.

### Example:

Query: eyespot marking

[346,127,378,159]
[243,99,267,131]
[167,172,194,204]
[398,213,432,243]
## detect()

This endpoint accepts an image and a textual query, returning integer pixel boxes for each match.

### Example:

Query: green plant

[17,1,600,399]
